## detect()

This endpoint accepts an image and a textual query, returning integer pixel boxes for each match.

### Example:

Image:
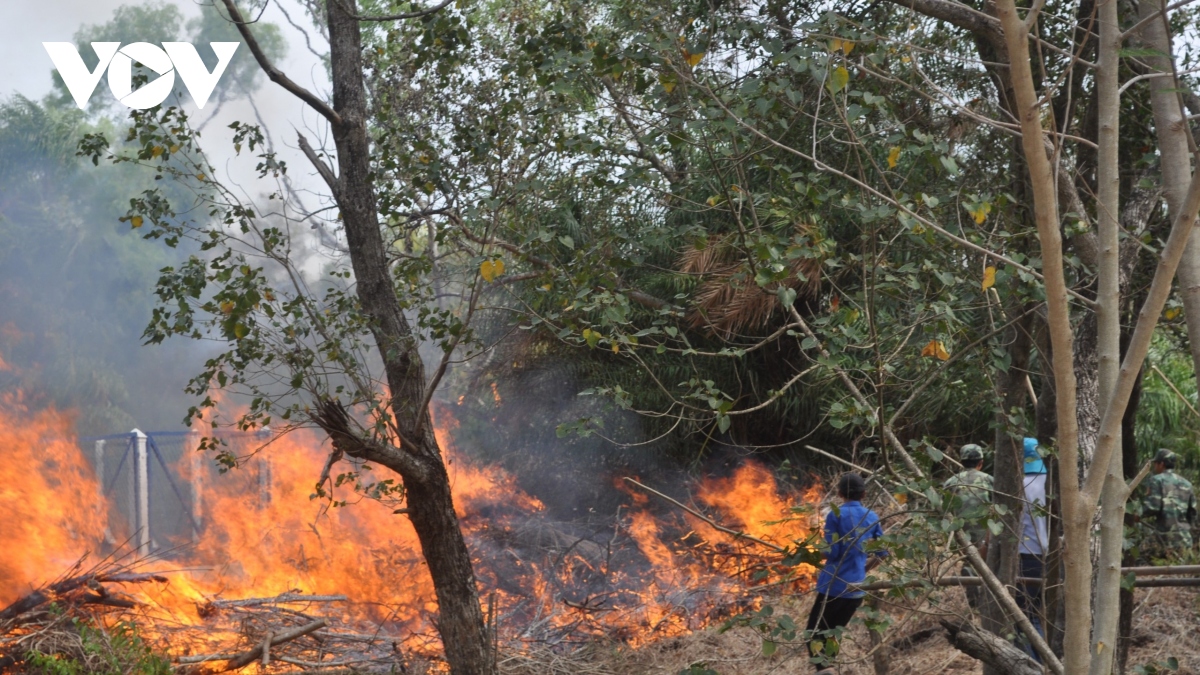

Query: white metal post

[189,431,202,542]
[132,429,150,557]
[94,440,115,545]
[126,436,136,546]
[257,427,272,507]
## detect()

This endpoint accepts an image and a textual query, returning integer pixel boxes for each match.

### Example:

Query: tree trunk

[321,3,492,673]
[1091,0,1125,641]
[1075,313,1102,474]
[1116,365,1143,675]
[1136,0,1200,388]
[868,596,889,675]
[1035,320,1067,656]
[993,2,1087,669]
[982,310,1032,661]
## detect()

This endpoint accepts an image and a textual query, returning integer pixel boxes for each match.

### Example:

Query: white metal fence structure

[81,429,271,558]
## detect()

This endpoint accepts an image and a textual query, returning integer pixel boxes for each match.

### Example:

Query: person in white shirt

[1018,437,1048,661]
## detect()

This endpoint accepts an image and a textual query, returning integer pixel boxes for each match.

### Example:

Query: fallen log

[210,593,348,609]
[940,620,1042,675]
[179,619,326,673]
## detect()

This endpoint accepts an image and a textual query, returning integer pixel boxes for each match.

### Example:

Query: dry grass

[1125,586,1200,674]
[501,585,1200,675]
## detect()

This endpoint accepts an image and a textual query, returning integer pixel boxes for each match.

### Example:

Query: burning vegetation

[0,394,820,673]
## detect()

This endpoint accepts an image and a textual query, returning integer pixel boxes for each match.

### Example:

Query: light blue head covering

[1023,437,1046,474]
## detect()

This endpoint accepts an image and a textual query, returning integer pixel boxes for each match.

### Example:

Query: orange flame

[0,396,106,605]
[0,392,819,663]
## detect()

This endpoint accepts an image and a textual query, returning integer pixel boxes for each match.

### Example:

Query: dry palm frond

[680,227,823,338]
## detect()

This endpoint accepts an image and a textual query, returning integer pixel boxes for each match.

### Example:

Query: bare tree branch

[331,0,454,21]
[883,0,1004,46]
[298,133,341,197]
[220,0,343,127]
[600,77,683,184]
[309,398,429,482]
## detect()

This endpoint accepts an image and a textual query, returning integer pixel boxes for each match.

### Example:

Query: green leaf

[1121,572,1138,591]
[777,286,797,308]
[761,639,776,657]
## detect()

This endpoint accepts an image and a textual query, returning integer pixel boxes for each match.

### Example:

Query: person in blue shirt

[805,472,887,673]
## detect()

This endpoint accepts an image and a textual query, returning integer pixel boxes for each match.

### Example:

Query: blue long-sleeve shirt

[815,501,886,599]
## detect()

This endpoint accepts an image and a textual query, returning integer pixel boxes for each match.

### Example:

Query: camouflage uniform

[945,466,994,545]
[945,445,993,608]
[1141,453,1196,561]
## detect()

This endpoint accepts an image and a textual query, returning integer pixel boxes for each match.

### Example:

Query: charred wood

[941,620,1042,675]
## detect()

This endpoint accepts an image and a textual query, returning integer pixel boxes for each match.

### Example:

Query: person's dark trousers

[805,592,863,671]
[1017,553,1046,663]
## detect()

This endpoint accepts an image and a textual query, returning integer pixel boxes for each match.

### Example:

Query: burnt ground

[489,585,1200,675]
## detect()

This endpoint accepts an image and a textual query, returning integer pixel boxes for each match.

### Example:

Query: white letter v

[43,42,121,110]
[164,42,240,109]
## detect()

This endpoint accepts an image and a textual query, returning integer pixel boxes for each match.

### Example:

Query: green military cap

[960,444,984,462]
[1153,448,1177,466]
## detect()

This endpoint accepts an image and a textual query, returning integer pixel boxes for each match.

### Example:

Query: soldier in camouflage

[944,443,993,608]
[1140,448,1196,562]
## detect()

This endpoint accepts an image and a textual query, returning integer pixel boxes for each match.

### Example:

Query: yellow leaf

[480,259,505,282]
[220,301,235,315]
[151,145,164,158]
[612,343,620,354]
[921,339,950,361]
[827,66,849,94]
[830,38,855,55]
[196,173,206,182]
[970,201,992,224]
[130,215,144,228]
[683,49,704,68]
[887,146,901,169]
[893,492,908,505]
[982,266,996,291]
[1165,307,1181,320]
[659,73,677,93]
[582,328,600,348]
[233,323,248,339]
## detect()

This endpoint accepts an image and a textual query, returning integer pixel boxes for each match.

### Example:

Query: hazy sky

[1,0,334,221]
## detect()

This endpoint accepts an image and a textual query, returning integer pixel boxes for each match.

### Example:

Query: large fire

[0,393,820,668]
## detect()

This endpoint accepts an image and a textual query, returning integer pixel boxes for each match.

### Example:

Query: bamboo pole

[853,575,1200,591]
